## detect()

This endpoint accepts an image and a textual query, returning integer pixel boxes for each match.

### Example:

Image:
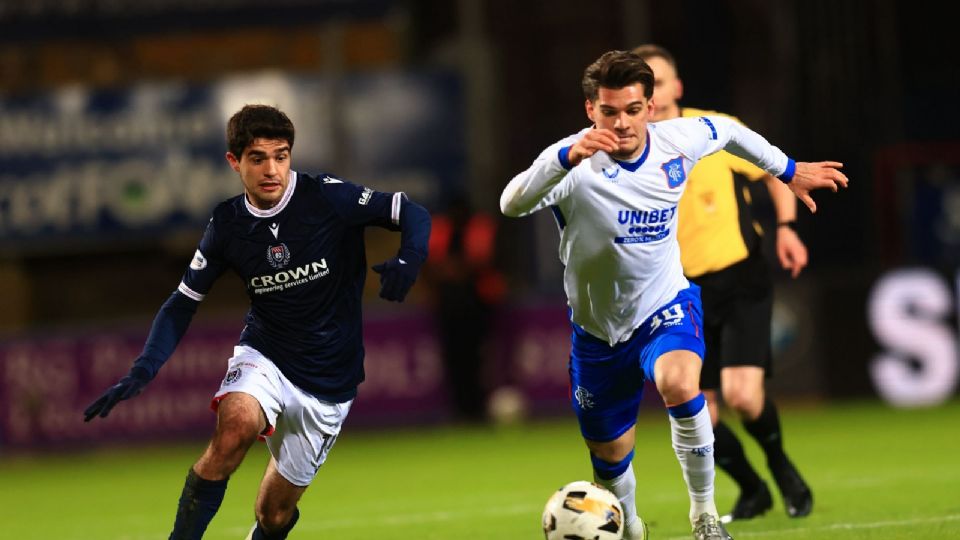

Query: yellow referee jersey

[677,107,767,278]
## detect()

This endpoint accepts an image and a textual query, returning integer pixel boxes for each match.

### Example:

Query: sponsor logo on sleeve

[190,250,208,270]
[358,187,373,205]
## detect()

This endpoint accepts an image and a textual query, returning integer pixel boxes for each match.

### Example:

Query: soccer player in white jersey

[501,50,847,540]
[84,105,431,540]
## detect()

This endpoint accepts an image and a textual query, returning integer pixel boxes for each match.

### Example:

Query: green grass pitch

[2,399,959,539]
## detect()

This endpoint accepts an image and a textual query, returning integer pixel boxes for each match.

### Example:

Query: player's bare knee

[586,433,634,463]
[659,378,700,406]
[203,420,260,472]
[722,387,761,417]
[195,432,256,479]
[721,388,745,411]
[590,444,630,463]
[255,503,295,531]
[211,427,258,457]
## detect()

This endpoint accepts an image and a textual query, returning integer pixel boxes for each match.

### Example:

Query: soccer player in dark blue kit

[83,104,431,540]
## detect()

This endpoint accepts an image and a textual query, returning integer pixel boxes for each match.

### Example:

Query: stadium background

[0,1,958,538]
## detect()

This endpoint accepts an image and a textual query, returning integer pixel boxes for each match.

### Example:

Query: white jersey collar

[244,170,297,218]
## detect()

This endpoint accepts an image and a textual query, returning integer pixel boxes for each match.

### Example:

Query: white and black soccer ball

[541,480,624,540]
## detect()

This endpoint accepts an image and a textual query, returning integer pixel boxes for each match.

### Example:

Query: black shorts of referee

[691,249,773,391]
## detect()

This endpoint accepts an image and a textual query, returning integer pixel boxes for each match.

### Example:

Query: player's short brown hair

[226,104,295,158]
[581,50,655,102]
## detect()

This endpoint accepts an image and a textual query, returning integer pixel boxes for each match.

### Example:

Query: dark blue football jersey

[177,171,408,402]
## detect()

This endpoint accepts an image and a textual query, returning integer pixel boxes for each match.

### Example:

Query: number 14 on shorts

[648,303,684,334]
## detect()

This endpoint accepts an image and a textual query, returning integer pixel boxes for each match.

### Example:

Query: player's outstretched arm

[693,116,848,214]
[83,290,199,421]
[787,161,849,213]
[372,197,430,302]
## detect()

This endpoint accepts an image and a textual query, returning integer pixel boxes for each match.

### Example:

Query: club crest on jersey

[574,386,595,409]
[224,368,242,385]
[661,157,686,188]
[267,243,292,269]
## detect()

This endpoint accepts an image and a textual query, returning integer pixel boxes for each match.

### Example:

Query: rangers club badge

[661,157,686,188]
[266,243,292,269]
[574,386,595,409]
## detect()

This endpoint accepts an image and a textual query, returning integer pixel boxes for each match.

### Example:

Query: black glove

[83,366,152,421]
[372,255,421,302]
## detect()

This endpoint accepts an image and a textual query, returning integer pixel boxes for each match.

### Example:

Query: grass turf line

[1,399,958,539]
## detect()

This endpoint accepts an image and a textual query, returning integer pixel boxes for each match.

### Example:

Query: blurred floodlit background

[0,0,958,451]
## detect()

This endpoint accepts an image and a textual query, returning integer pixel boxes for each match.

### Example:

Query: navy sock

[252,507,300,540]
[713,420,763,492]
[590,449,634,480]
[169,469,228,540]
[742,398,788,468]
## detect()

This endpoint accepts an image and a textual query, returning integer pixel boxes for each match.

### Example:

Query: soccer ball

[541,481,624,540]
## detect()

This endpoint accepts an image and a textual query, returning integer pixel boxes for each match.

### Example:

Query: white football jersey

[501,115,791,345]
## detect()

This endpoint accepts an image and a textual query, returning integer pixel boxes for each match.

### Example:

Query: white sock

[669,403,718,525]
[594,467,639,532]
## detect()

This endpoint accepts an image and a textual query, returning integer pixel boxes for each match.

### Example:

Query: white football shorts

[212,345,353,487]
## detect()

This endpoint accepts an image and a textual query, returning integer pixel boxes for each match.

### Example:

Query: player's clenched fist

[567,129,620,166]
[372,254,421,302]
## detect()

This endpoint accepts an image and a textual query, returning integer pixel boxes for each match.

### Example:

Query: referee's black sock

[713,420,763,493]
[252,507,300,540]
[169,468,228,540]
[742,398,788,468]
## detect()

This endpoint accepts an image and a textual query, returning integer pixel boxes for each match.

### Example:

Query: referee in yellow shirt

[633,44,813,522]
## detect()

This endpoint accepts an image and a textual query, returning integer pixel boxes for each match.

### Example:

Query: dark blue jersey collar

[613,131,650,172]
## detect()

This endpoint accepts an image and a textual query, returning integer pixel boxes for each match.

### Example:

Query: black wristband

[777,221,798,231]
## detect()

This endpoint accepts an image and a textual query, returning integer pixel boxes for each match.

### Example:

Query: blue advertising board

[0,70,463,248]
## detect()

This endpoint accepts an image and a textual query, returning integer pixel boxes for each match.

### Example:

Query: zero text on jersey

[614,205,676,244]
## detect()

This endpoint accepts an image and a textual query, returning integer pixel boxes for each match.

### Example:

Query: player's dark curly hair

[226,104,295,158]
[581,50,655,102]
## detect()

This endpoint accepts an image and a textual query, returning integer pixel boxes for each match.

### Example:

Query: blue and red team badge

[661,157,686,188]
[267,244,292,269]
[224,368,242,385]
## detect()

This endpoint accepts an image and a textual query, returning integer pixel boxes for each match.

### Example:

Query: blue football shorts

[569,284,705,442]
